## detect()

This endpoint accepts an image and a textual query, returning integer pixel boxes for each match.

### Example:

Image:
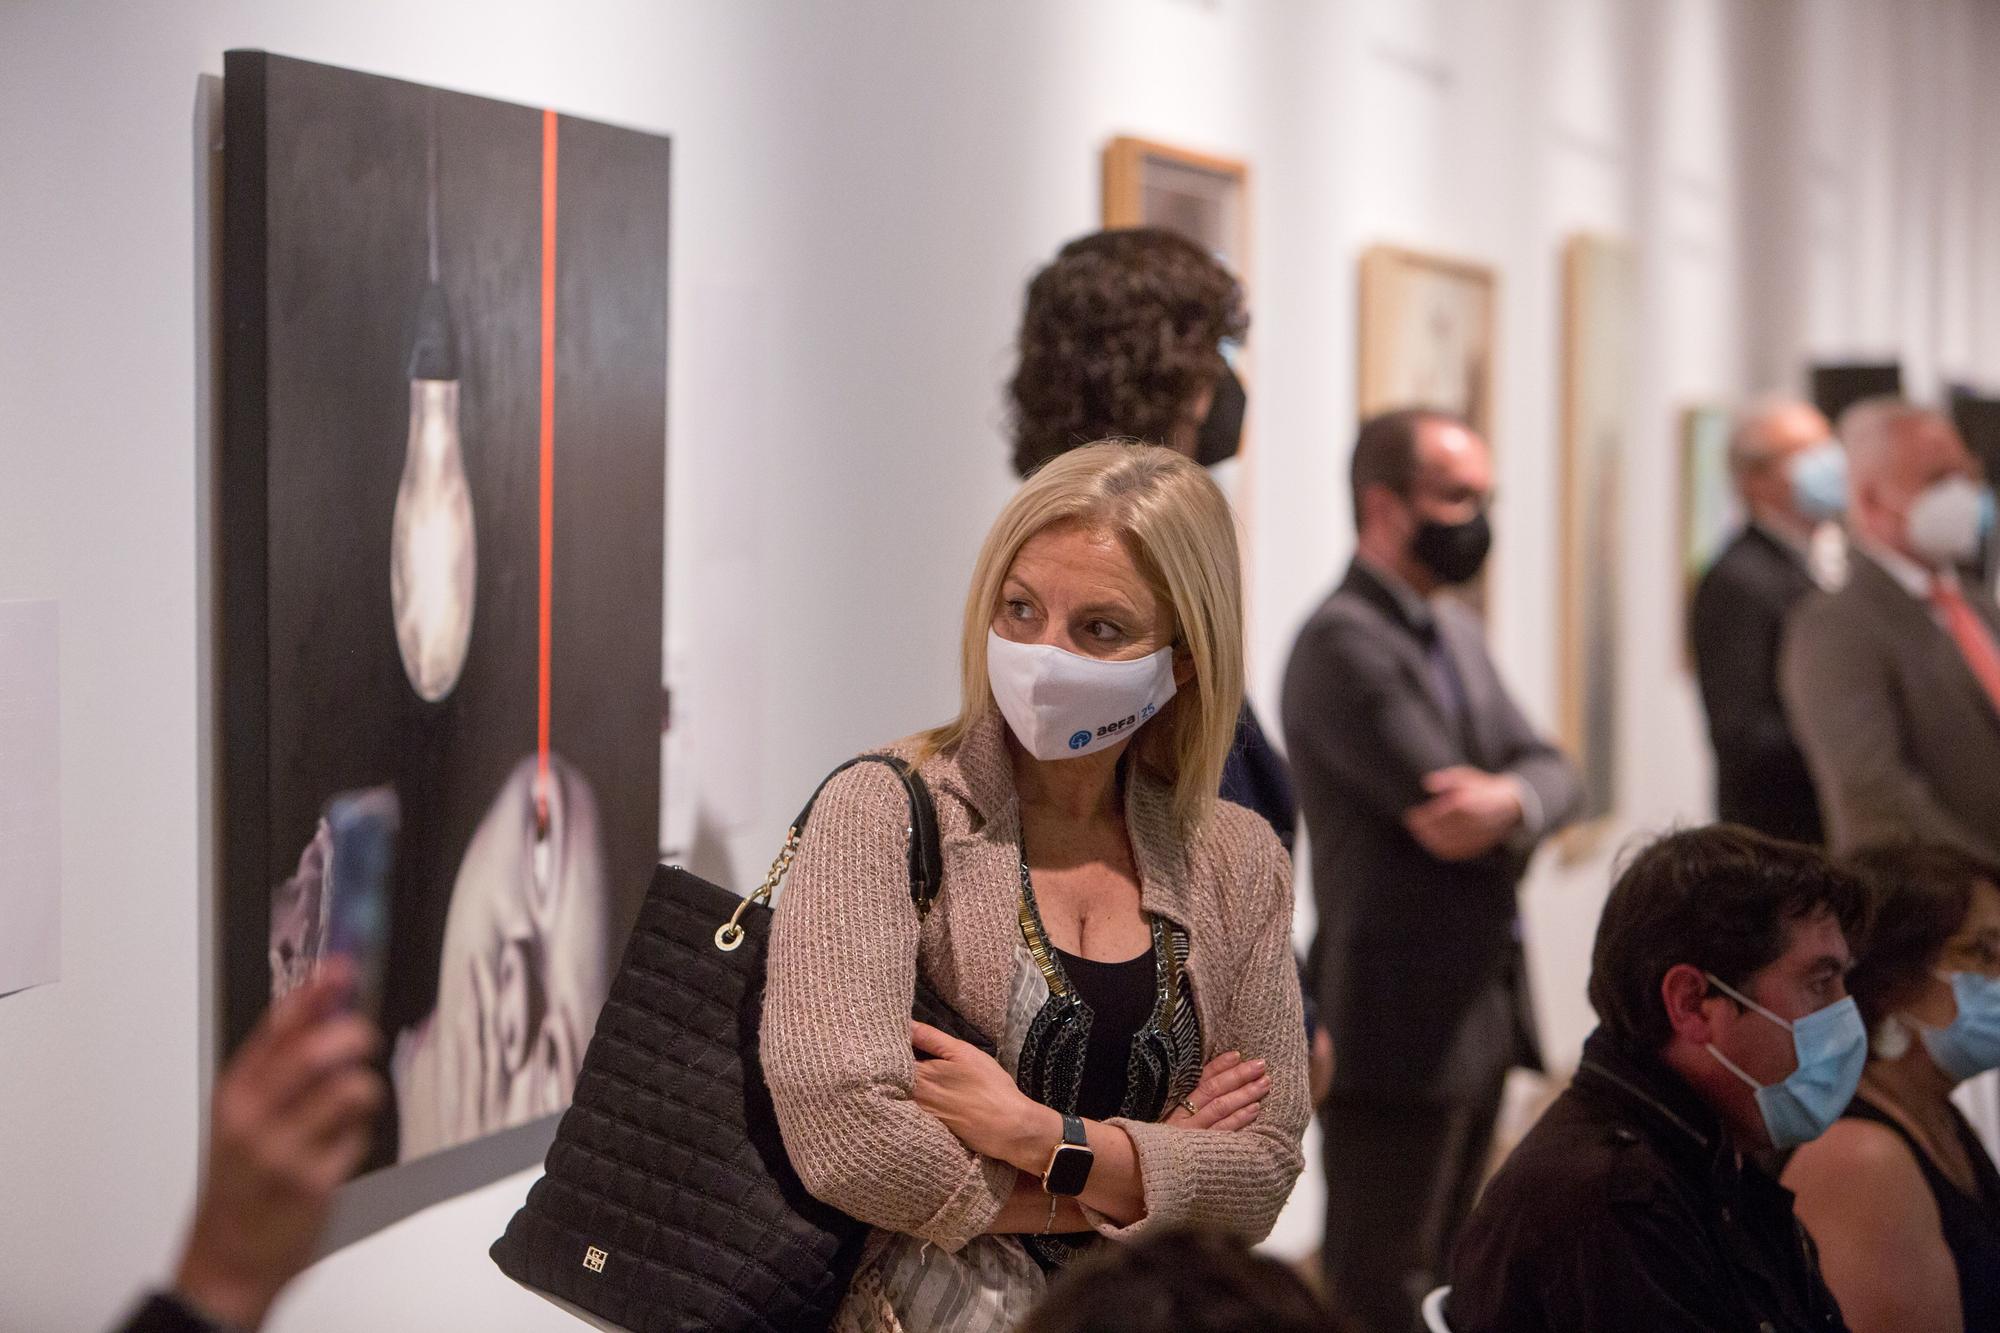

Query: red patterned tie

[1932,577,2000,718]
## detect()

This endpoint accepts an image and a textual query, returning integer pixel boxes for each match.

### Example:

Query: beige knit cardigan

[760,710,1309,1261]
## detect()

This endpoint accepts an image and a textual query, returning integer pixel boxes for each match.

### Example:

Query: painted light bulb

[391,283,477,702]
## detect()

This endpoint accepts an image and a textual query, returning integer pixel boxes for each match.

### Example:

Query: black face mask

[1195,363,1246,467]
[1411,511,1493,585]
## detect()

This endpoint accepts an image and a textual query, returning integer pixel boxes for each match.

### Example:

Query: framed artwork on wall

[1357,244,1499,613]
[1950,389,2000,493]
[1357,244,1497,440]
[1810,361,1901,426]
[220,51,669,1243]
[1557,235,1636,849]
[1102,135,1250,273]
[1679,404,1739,660]
[1100,136,1256,527]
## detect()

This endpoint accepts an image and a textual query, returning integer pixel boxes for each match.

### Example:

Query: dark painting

[1949,389,2000,486]
[220,51,667,1183]
[1810,361,1902,426]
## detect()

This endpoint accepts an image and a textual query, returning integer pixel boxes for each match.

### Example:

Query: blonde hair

[917,440,1245,831]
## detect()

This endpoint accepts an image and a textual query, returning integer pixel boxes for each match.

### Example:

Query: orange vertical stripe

[536,109,557,829]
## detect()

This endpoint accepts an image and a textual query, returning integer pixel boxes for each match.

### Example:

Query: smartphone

[322,786,400,1021]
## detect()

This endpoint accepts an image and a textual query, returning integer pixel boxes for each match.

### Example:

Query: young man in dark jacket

[1446,826,1866,1332]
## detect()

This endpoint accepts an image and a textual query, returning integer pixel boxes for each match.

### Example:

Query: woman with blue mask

[1785,842,2000,1333]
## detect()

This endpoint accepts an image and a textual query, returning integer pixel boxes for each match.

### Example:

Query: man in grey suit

[1282,409,1581,1333]
[1781,397,2000,861]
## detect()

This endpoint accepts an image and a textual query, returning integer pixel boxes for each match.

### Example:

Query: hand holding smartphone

[322,786,400,1021]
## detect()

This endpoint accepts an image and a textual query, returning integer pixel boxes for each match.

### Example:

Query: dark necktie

[1415,615,1471,733]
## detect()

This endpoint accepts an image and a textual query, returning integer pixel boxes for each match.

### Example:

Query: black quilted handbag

[491,754,991,1332]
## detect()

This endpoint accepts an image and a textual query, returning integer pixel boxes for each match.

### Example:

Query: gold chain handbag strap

[712,753,942,953]
[714,827,801,952]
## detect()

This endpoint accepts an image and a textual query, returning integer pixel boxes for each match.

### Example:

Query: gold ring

[1178,1097,1199,1117]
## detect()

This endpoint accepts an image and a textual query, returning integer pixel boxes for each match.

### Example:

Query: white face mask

[1906,476,1987,567]
[985,629,1177,762]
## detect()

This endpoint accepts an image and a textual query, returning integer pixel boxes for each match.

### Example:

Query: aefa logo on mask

[1069,705,1159,752]
[1096,714,1140,743]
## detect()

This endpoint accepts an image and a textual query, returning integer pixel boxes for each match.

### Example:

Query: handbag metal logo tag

[584,1246,608,1274]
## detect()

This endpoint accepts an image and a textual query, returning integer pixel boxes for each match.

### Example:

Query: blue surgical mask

[1704,973,1867,1150]
[1786,443,1849,522]
[1913,970,2000,1082]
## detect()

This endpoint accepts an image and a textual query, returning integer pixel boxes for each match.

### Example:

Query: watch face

[1044,1143,1094,1197]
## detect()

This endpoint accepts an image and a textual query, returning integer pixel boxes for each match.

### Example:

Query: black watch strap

[1042,1112,1095,1196]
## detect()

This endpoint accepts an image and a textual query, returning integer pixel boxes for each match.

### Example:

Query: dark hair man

[1280,408,1581,1333]
[1446,826,1869,1332]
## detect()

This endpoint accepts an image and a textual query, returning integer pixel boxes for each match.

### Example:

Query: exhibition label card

[0,599,60,997]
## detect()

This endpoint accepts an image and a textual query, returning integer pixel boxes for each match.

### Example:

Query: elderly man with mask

[1281,408,1581,1333]
[1781,397,2000,862]
[1691,397,1846,844]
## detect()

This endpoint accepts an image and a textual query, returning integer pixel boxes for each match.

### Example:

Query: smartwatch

[1040,1112,1095,1197]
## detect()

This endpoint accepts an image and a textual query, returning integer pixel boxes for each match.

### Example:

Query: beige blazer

[1780,552,2000,860]
[759,710,1307,1261]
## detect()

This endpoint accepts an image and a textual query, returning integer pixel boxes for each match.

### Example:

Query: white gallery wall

[4,0,1999,1328]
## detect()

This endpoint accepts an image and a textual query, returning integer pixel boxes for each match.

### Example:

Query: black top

[1446,1027,1848,1332]
[1052,945,1160,1122]
[1844,1096,2000,1330]
[1690,526,1826,844]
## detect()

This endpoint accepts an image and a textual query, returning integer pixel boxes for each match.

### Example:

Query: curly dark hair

[1008,228,1249,478]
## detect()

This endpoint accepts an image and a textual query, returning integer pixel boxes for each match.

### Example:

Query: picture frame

[1357,244,1497,440]
[219,50,669,1244]
[1556,234,1636,853]
[1100,135,1256,526]
[1357,244,1499,613]
[1102,135,1251,274]
[1678,403,1738,664]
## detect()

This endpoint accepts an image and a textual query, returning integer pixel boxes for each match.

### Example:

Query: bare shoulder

[1784,1117,1931,1216]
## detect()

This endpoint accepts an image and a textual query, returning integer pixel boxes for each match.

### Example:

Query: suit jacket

[1690,527,1825,844]
[1780,552,2000,861]
[1280,562,1582,1104]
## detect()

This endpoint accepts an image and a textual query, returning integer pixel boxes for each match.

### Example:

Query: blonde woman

[761,442,1308,1332]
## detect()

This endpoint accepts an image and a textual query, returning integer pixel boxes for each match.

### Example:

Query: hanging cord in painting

[534,108,558,841]
[426,92,440,285]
